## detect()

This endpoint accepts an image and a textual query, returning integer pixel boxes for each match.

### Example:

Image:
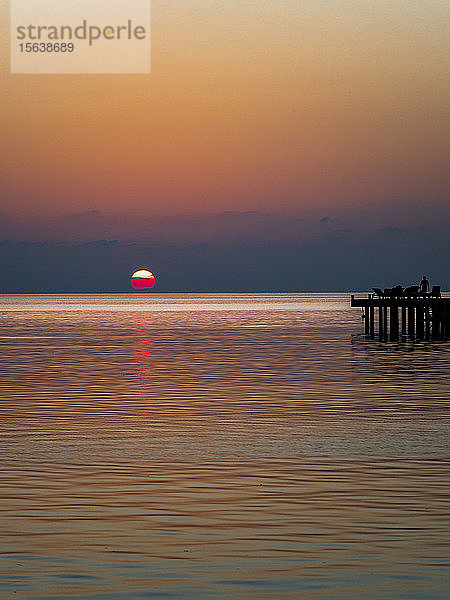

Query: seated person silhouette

[419,276,429,296]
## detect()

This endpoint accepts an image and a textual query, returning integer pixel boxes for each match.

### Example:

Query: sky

[0,1,449,291]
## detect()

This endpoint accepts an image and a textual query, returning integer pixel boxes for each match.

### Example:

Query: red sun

[131,270,156,290]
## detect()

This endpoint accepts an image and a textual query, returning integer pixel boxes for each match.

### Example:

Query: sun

[131,270,156,290]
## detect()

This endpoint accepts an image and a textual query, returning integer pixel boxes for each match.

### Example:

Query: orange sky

[1,0,449,217]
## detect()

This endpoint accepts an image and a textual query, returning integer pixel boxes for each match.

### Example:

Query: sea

[0,294,449,600]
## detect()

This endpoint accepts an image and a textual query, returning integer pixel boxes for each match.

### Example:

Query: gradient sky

[1,0,449,218]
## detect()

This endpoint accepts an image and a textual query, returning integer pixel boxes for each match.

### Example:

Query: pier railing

[351,293,449,340]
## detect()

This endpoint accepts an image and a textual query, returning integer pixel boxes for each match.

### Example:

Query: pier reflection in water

[0,294,449,600]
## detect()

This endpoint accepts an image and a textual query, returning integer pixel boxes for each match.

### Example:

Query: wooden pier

[351,294,450,340]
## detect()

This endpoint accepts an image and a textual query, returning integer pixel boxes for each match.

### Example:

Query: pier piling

[369,306,375,338]
[408,306,415,337]
[416,306,424,339]
[390,305,399,339]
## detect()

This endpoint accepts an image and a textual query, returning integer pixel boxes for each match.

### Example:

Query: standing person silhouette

[419,275,429,296]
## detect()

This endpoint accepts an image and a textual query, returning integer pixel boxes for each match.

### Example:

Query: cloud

[378,226,406,233]
[1,199,449,292]
[1,199,449,245]
[76,240,119,247]
[1,229,449,293]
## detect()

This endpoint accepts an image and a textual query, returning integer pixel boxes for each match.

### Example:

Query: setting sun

[131,269,156,290]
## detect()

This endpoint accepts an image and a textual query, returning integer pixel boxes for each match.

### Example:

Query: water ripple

[0,294,449,599]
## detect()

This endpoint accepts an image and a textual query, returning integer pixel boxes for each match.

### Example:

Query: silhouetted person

[419,275,429,296]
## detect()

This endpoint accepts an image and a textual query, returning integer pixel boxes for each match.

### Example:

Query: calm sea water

[0,294,449,600]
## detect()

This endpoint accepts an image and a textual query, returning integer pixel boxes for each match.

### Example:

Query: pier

[351,287,449,340]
